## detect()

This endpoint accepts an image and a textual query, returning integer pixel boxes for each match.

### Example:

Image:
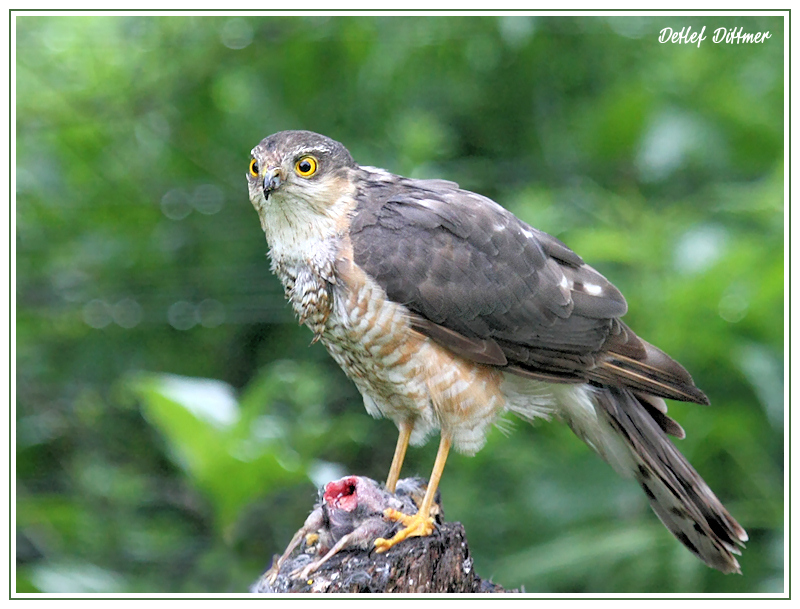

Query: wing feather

[349,171,706,405]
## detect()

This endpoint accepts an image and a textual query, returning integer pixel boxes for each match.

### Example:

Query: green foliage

[129,372,305,533]
[16,14,783,594]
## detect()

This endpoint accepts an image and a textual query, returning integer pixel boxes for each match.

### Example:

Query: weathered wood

[252,521,515,593]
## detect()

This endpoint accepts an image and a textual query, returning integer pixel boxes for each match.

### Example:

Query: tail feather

[591,340,710,406]
[635,392,685,439]
[592,386,747,573]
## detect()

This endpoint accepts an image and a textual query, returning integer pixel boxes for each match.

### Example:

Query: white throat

[258,183,354,272]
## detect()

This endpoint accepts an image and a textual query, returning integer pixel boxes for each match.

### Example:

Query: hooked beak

[263,167,282,198]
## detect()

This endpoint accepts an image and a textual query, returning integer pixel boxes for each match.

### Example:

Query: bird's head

[247,131,357,238]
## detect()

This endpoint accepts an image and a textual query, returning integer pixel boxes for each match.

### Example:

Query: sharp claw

[374,510,435,553]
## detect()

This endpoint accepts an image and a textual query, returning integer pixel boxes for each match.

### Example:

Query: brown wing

[349,170,708,407]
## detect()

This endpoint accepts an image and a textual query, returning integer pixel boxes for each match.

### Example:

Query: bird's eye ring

[249,159,259,178]
[295,156,318,178]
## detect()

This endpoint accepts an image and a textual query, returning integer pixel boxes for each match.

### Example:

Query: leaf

[126,373,306,532]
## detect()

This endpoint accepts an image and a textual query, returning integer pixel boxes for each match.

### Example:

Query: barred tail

[566,384,747,573]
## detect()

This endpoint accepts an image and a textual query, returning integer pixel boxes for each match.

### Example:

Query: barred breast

[320,240,508,455]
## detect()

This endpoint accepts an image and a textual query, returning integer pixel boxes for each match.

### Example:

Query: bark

[252,521,516,594]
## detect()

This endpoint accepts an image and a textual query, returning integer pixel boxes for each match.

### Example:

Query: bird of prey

[246,130,747,574]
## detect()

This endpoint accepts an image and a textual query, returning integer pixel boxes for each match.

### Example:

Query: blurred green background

[15,14,784,594]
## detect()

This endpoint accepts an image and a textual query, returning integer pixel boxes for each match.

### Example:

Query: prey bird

[262,476,440,584]
[246,130,747,574]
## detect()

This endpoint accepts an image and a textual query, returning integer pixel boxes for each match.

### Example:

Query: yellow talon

[375,435,451,553]
[374,508,435,553]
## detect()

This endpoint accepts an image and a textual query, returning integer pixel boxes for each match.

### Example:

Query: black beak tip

[263,172,282,197]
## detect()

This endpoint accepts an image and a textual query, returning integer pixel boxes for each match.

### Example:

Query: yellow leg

[375,434,452,553]
[386,420,413,493]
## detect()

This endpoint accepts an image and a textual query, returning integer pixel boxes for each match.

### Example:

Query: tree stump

[251,476,516,594]
[253,521,514,593]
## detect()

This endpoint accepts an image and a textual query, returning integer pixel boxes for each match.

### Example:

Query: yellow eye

[295,156,318,177]
[249,158,259,178]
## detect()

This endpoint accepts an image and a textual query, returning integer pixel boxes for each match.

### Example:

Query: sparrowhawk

[247,130,747,574]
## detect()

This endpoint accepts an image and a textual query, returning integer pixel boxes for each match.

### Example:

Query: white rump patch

[500,373,556,423]
[501,378,637,478]
[552,384,636,478]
